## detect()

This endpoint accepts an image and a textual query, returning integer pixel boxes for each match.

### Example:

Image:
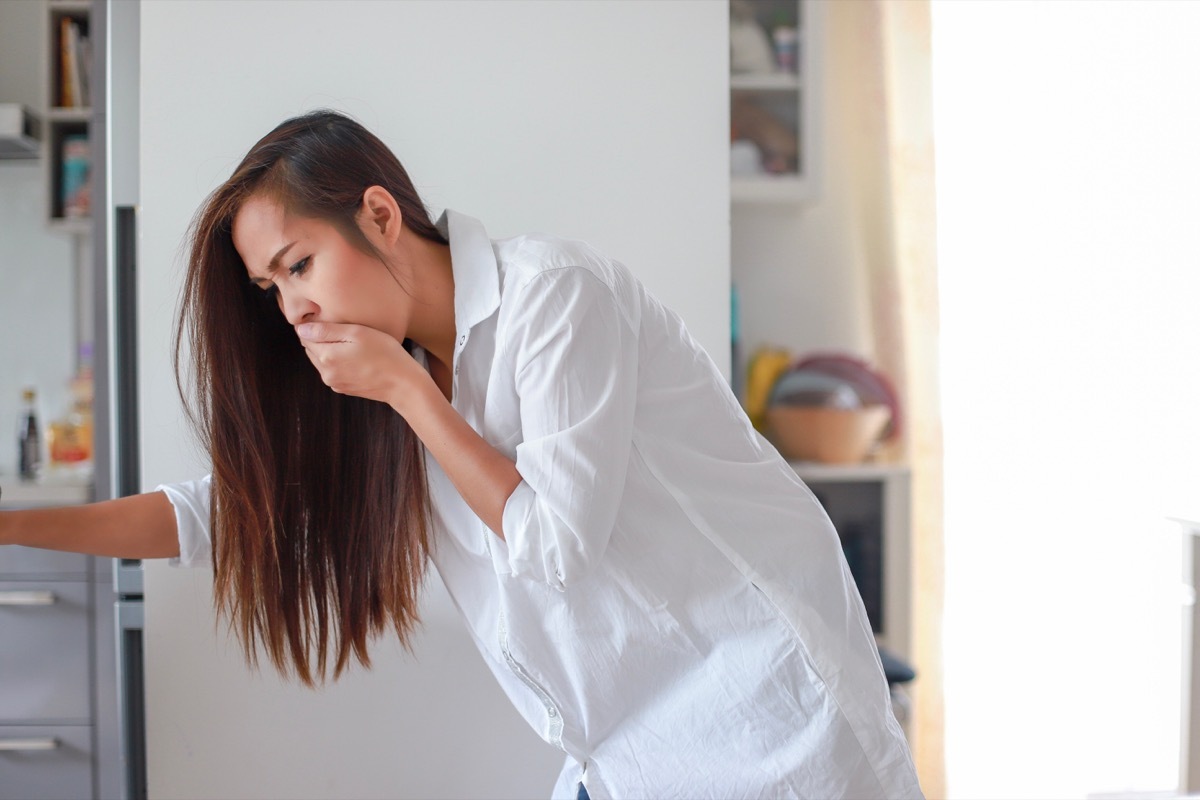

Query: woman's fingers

[295,323,412,404]
[295,321,352,343]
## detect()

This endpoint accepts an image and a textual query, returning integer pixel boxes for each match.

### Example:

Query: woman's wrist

[389,367,445,419]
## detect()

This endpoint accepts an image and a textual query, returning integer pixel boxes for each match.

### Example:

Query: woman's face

[232,194,411,341]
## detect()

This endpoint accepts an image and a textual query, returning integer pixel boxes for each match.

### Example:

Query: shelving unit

[44,0,92,231]
[729,0,820,204]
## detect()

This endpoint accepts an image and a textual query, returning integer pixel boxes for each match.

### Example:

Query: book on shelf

[58,16,90,109]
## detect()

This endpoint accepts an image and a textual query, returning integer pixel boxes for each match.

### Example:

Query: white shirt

[163,211,923,799]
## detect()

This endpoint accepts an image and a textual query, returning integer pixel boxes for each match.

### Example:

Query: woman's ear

[357,185,404,246]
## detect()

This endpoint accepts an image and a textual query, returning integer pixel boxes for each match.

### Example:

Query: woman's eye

[288,256,311,277]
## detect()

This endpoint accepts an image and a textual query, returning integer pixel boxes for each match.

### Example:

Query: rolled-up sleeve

[497,266,639,591]
[158,474,213,568]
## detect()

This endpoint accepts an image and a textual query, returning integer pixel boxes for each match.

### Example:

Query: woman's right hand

[295,321,440,416]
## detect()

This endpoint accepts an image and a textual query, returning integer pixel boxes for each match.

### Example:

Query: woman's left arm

[295,321,521,538]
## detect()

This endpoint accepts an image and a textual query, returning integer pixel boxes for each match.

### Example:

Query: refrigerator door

[92,3,144,798]
[138,2,728,798]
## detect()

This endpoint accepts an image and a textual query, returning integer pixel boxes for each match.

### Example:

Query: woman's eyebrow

[248,241,298,282]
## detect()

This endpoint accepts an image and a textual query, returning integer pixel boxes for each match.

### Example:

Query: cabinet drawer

[0,546,88,578]
[0,724,92,800]
[0,581,90,721]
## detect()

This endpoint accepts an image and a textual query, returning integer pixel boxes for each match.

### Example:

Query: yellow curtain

[827,0,946,794]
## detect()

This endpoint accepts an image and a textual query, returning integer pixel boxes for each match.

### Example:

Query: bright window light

[932,1,1200,797]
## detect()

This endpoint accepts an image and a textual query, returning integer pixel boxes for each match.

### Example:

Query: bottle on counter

[18,386,41,482]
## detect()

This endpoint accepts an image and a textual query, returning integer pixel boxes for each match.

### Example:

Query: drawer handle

[0,737,60,752]
[0,590,57,606]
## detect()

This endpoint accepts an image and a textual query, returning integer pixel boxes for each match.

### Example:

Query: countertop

[0,474,92,508]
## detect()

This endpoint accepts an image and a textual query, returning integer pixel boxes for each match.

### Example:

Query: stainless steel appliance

[90,2,144,795]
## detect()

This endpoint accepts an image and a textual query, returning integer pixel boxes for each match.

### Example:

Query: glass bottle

[18,387,41,481]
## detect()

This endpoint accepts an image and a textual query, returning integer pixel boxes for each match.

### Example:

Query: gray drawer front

[0,546,87,578]
[0,724,92,800]
[0,581,90,722]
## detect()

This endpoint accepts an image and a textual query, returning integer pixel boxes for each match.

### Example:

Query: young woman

[0,111,922,799]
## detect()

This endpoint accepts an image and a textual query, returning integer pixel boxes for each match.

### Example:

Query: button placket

[453,331,469,377]
[497,608,565,749]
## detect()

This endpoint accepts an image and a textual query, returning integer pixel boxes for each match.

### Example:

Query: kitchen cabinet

[0,725,93,800]
[0,486,98,800]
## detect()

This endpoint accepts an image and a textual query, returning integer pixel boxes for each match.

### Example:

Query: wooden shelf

[731,174,814,204]
[45,107,90,122]
[731,72,802,92]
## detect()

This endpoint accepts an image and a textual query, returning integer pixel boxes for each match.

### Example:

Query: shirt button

[454,364,460,375]
[548,707,558,717]
[458,334,467,345]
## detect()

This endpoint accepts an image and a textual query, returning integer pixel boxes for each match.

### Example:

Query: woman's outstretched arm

[0,490,180,560]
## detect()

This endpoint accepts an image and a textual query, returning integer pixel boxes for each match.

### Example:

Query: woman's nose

[277,288,317,326]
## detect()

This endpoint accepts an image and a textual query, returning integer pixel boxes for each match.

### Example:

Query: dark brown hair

[175,110,447,685]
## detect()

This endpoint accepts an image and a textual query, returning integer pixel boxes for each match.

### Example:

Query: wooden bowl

[764,405,892,464]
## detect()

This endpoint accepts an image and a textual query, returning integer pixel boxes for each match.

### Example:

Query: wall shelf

[731,73,802,92]
[731,174,814,204]
[729,0,819,205]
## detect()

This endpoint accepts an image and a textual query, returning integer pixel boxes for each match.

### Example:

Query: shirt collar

[435,209,501,334]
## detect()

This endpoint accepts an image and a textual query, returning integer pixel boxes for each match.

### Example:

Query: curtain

[826,0,945,794]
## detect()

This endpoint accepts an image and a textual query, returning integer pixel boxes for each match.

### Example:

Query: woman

[0,111,922,799]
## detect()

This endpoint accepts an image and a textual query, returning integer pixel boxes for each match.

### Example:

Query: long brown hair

[175,110,447,685]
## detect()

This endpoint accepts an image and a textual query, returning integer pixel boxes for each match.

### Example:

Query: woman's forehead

[233,196,298,278]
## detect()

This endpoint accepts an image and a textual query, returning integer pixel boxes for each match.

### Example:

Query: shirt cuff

[498,480,566,591]
[157,475,213,568]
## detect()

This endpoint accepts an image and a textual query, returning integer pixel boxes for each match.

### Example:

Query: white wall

[137,2,727,798]
[0,0,42,110]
